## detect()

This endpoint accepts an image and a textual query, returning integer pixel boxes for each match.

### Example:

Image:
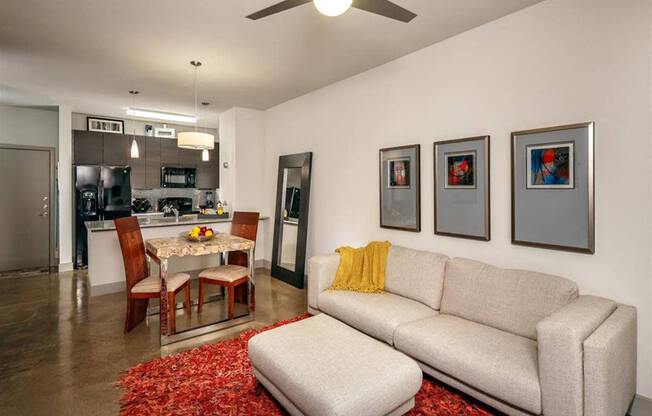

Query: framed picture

[388,158,410,188]
[526,142,574,189]
[511,122,594,253]
[445,150,476,189]
[379,144,420,232]
[87,117,124,134]
[434,136,490,240]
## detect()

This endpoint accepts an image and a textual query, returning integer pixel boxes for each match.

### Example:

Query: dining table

[145,232,255,345]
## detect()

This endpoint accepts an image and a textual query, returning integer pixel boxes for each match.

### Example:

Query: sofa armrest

[584,305,637,416]
[307,254,340,312]
[536,295,617,416]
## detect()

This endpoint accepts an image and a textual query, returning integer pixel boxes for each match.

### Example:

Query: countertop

[86,214,269,232]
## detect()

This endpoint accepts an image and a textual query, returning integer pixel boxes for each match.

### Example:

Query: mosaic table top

[145,232,254,259]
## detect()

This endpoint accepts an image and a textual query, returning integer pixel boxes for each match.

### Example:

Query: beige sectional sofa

[307,246,637,416]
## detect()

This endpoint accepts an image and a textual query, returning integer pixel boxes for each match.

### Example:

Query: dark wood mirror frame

[271,152,313,289]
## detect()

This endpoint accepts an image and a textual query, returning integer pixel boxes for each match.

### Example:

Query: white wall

[0,105,58,147]
[262,0,652,397]
[58,106,73,271]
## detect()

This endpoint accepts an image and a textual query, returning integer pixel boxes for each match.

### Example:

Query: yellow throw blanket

[329,241,391,293]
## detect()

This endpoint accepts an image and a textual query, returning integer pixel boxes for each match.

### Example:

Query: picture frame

[87,116,124,134]
[434,136,490,241]
[511,122,594,254]
[379,144,421,232]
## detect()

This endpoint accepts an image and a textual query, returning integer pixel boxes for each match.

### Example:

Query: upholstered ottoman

[248,314,422,416]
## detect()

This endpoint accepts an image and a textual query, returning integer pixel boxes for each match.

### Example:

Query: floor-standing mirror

[271,152,312,289]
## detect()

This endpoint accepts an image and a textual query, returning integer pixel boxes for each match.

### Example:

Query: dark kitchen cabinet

[73,130,103,165]
[160,138,179,166]
[145,137,161,188]
[196,144,220,189]
[103,134,130,166]
[179,148,199,168]
[129,136,147,189]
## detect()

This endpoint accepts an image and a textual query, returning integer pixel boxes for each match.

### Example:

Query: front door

[0,146,51,272]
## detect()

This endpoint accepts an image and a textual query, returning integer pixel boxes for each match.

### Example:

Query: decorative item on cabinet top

[511,122,594,254]
[87,116,124,134]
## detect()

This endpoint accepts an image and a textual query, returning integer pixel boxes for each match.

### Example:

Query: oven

[161,167,196,188]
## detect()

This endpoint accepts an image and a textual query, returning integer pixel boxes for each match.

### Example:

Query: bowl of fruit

[184,226,215,242]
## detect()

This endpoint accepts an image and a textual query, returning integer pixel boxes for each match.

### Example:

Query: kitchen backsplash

[132,188,217,212]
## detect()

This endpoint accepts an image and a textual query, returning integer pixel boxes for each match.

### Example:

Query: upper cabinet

[129,136,147,189]
[196,144,220,189]
[73,130,218,189]
[103,134,130,166]
[160,138,179,166]
[73,131,103,165]
[145,137,161,189]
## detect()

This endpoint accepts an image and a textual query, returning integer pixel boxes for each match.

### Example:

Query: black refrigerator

[74,165,131,268]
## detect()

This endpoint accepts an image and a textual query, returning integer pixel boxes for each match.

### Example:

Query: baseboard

[631,394,652,416]
[58,262,73,272]
[255,259,271,269]
[90,281,125,297]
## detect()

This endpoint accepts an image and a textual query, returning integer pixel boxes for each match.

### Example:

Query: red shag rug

[117,315,496,415]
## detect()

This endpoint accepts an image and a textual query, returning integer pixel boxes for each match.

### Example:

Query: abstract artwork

[445,151,476,189]
[526,142,574,188]
[388,158,410,188]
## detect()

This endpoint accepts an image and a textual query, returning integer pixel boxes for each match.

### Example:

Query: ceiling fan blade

[246,0,313,20]
[352,0,417,22]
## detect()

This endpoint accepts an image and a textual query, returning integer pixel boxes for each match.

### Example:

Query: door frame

[271,152,313,289]
[0,144,57,270]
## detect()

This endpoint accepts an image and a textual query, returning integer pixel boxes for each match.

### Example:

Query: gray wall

[0,105,58,148]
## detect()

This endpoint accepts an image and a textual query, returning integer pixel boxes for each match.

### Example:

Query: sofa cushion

[384,246,448,310]
[441,257,578,339]
[318,290,437,345]
[394,314,541,414]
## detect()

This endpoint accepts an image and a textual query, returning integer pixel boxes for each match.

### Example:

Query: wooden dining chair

[115,216,192,334]
[197,211,259,319]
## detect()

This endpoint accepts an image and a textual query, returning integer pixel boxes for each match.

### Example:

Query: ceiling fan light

[313,0,352,17]
[178,132,215,150]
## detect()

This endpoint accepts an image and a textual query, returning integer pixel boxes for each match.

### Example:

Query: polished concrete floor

[0,268,307,415]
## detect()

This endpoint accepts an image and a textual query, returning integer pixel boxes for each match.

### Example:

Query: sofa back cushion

[384,246,448,310]
[440,257,579,340]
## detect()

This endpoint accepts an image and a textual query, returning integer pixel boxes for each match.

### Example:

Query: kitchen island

[85,215,268,296]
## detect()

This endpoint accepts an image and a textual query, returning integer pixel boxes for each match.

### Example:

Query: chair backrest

[228,211,260,266]
[114,216,149,294]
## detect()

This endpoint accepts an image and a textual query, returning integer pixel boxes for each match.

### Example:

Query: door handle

[39,212,49,217]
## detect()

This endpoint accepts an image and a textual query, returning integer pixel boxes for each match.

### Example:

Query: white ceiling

[0,0,542,127]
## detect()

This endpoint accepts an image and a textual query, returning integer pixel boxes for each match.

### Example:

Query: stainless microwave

[161,167,196,188]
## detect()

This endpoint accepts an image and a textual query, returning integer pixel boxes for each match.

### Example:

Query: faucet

[172,208,179,222]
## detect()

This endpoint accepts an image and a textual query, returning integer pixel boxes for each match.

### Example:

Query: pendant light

[177,61,215,150]
[129,91,140,158]
[202,148,209,161]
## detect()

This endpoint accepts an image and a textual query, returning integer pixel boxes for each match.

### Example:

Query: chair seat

[199,265,249,283]
[131,273,190,294]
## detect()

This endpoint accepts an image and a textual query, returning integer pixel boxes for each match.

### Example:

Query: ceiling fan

[246,0,417,23]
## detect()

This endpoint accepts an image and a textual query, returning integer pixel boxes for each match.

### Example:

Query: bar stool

[197,212,259,319]
[114,216,191,334]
